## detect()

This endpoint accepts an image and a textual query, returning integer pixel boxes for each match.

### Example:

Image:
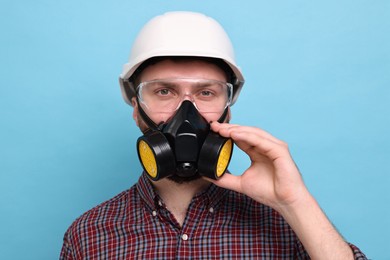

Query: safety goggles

[136,78,233,113]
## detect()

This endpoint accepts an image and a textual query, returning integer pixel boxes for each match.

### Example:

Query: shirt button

[209,207,214,213]
[158,200,163,207]
[152,210,157,217]
[181,234,189,241]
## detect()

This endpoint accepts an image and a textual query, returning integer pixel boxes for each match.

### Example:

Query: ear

[131,97,140,127]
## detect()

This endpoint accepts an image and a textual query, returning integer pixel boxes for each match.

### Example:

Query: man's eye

[157,89,170,95]
[200,90,213,96]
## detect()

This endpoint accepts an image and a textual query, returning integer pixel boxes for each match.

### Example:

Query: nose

[177,93,200,111]
[181,93,196,102]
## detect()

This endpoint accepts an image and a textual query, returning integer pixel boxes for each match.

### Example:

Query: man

[61,11,366,259]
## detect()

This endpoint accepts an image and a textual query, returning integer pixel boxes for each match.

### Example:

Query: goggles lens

[136,78,233,113]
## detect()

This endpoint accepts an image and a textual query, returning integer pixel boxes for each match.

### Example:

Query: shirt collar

[193,180,228,209]
[136,173,158,212]
[136,172,229,212]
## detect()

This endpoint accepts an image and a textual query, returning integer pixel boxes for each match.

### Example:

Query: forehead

[139,59,228,82]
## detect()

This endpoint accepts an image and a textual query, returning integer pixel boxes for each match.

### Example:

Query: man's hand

[206,121,354,260]
[207,121,309,211]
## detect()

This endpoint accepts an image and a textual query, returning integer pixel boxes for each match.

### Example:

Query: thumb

[203,173,242,194]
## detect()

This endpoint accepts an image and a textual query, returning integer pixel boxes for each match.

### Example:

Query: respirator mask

[135,78,234,181]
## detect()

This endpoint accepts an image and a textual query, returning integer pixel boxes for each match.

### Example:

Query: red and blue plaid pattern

[61,174,367,259]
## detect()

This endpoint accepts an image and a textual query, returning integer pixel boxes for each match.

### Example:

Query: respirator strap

[136,98,161,131]
[217,107,229,123]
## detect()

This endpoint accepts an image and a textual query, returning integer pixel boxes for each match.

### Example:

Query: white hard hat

[119,11,245,106]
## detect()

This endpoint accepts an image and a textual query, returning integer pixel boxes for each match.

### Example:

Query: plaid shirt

[61,174,367,259]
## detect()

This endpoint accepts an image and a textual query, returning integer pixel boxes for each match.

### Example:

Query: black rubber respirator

[136,100,233,181]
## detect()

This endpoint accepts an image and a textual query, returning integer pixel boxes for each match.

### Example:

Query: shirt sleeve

[59,230,74,260]
[349,243,368,260]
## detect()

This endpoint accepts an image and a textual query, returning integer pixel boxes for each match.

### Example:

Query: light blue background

[1,1,389,259]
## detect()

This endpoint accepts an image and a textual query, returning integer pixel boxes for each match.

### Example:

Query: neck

[153,177,210,226]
